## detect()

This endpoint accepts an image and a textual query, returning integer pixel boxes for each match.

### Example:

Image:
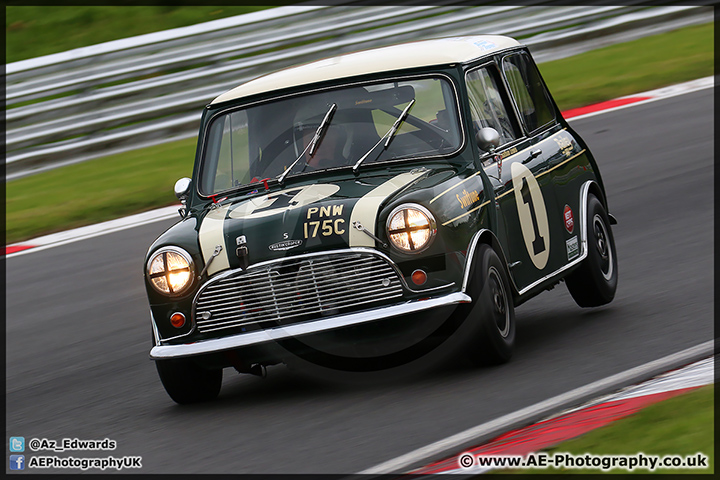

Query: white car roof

[211,35,522,104]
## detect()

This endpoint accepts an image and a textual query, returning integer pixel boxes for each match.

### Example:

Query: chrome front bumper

[149,292,471,359]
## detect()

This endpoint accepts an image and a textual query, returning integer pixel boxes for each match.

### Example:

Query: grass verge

[6,139,196,243]
[5,22,713,244]
[497,385,714,475]
[541,21,713,110]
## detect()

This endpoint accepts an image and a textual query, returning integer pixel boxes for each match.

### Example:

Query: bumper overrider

[149,248,470,360]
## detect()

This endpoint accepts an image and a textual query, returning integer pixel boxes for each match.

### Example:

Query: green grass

[6,6,276,63]
[4,21,714,244]
[6,139,197,242]
[539,22,714,110]
[498,385,714,474]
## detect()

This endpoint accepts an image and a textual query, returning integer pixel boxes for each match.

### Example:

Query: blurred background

[5,3,713,241]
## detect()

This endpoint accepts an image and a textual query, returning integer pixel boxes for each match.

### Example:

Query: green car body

[144,35,617,403]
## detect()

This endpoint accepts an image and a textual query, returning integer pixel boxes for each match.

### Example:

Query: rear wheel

[565,194,618,307]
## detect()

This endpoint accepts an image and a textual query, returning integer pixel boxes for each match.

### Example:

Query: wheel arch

[461,229,520,301]
[584,179,617,225]
[585,180,607,211]
[579,180,605,262]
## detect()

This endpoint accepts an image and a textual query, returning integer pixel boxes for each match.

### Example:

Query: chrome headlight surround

[146,246,195,296]
[386,203,437,253]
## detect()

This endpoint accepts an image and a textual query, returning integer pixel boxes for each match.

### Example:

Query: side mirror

[174,177,192,200]
[476,127,500,153]
[174,178,192,218]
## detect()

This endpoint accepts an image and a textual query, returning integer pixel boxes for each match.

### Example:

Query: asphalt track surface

[6,89,713,474]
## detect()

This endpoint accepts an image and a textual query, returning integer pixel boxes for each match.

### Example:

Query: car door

[503,51,580,293]
[504,50,595,275]
[466,61,561,293]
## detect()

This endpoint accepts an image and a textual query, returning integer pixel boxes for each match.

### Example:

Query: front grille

[194,252,404,334]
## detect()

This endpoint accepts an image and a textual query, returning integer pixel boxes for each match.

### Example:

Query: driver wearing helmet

[302,124,347,170]
[293,103,348,171]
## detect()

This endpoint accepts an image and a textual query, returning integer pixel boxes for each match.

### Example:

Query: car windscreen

[199,76,462,196]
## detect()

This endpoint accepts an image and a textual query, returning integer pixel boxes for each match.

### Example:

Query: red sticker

[564,205,574,234]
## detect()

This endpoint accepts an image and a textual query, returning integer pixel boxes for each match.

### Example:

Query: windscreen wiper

[352,99,415,174]
[277,103,337,185]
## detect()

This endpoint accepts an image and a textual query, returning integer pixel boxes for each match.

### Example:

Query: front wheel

[565,194,618,307]
[459,244,516,365]
[155,358,223,404]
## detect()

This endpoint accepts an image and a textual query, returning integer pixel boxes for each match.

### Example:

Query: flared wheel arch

[462,229,519,304]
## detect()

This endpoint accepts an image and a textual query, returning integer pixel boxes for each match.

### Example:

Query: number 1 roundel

[511,162,550,270]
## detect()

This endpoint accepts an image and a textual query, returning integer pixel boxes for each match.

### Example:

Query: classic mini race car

[144,34,618,404]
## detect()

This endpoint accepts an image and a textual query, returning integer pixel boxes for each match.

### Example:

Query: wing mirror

[476,127,500,154]
[174,177,192,218]
[174,177,191,199]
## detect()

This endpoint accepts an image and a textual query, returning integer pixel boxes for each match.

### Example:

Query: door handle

[523,149,542,164]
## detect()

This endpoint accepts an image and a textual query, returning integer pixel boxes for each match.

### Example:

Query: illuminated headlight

[147,247,194,295]
[386,204,437,253]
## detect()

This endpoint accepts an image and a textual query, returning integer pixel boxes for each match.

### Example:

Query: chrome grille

[194,252,404,334]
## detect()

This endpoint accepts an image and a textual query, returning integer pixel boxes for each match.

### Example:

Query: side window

[502,53,555,133]
[466,66,517,146]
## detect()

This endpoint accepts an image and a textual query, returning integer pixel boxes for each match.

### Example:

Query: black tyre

[565,194,618,307]
[459,244,516,365]
[155,358,223,404]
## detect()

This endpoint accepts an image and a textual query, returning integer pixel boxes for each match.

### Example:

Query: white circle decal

[511,162,550,270]
[228,184,340,219]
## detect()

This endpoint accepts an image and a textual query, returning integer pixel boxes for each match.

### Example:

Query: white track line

[357,340,714,475]
[5,76,714,259]
[567,75,713,121]
[542,356,714,418]
[6,205,181,258]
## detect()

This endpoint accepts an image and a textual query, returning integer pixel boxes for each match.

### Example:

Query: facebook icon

[10,455,25,470]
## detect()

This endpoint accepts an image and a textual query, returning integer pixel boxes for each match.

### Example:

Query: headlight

[386,204,437,253]
[147,247,194,295]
